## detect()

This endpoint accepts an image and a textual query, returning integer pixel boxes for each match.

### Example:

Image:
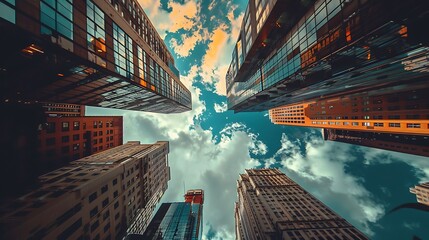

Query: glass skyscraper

[226,0,429,112]
[0,0,191,113]
[127,189,204,240]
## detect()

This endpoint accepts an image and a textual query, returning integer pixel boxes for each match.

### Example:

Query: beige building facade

[0,141,170,240]
[235,169,368,240]
[410,182,429,206]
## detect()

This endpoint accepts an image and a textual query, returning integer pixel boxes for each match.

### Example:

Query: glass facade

[87,0,106,56]
[139,202,203,240]
[0,0,192,113]
[227,0,429,112]
[113,23,134,78]
[0,0,15,24]
[40,0,73,40]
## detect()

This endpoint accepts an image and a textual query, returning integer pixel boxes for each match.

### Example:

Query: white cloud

[213,102,228,113]
[265,133,384,236]
[119,69,264,239]
[403,221,420,230]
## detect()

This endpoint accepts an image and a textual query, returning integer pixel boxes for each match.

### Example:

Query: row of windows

[45,120,115,133]
[311,121,426,129]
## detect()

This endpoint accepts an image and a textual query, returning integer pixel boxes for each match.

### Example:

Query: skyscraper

[235,169,367,239]
[0,141,170,240]
[410,182,429,206]
[226,0,429,112]
[128,189,204,240]
[323,128,429,157]
[269,84,429,135]
[268,83,429,157]
[0,0,191,113]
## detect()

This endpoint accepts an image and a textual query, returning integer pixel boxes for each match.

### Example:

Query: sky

[88,0,429,239]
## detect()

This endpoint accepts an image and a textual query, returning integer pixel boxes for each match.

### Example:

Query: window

[62,122,69,131]
[90,206,98,217]
[73,121,80,130]
[0,1,15,24]
[113,178,117,185]
[374,123,384,127]
[113,23,134,78]
[57,218,82,240]
[407,123,421,128]
[56,203,82,226]
[40,0,73,40]
[104,223,110,233]
[389,123,401,128]
[113,190,118,198]
[73,144,80,151]
[93,121,98,128]
[102,198,109,207]
[87,0,106,55]
[62,136,70,143]
[91,220,99,232]
[73,134,80,141]
[89,192,97,203]
[101,184,108,193]
[46,122,56,133]
[114,201,119,209]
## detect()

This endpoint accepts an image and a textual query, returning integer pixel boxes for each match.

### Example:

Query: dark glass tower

[226,0,429,112]
[0,0,191,113]
[127,189,204,240]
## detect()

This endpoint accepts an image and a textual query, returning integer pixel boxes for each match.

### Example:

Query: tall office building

[128,189,204,240]
[268,83,429,156]
[226,0,429,112]
[0,141,170,240]
[38,115,123,168]
[323,129,429,157]
[235,169,367,239]
[410,182,429,206]
[0,0,191,113]
[269,84,429,135]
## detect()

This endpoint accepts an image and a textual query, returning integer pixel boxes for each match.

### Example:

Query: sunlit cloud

[265,132,384,236]
[213,102,228,113]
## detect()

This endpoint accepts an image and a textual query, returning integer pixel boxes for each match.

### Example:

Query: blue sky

[88,0,429,239]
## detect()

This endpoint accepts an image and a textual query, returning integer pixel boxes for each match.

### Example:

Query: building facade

[0,141,170,240]
[235,169,367,239]
[0,0,191,113]
[42,103,86,117]
[128,189,204,240]
[226,0,429,112]
[410,182,429,206]
[323,129,429,157]
[38,115,123,171]
[269,83,429,136]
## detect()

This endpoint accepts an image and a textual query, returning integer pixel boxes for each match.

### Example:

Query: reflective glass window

[40,0,73,40]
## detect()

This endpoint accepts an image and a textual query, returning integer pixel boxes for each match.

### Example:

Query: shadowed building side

[226,0,429,113]
[0,141,170,240]
[235,169,368,240]
[0,0,191,113]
